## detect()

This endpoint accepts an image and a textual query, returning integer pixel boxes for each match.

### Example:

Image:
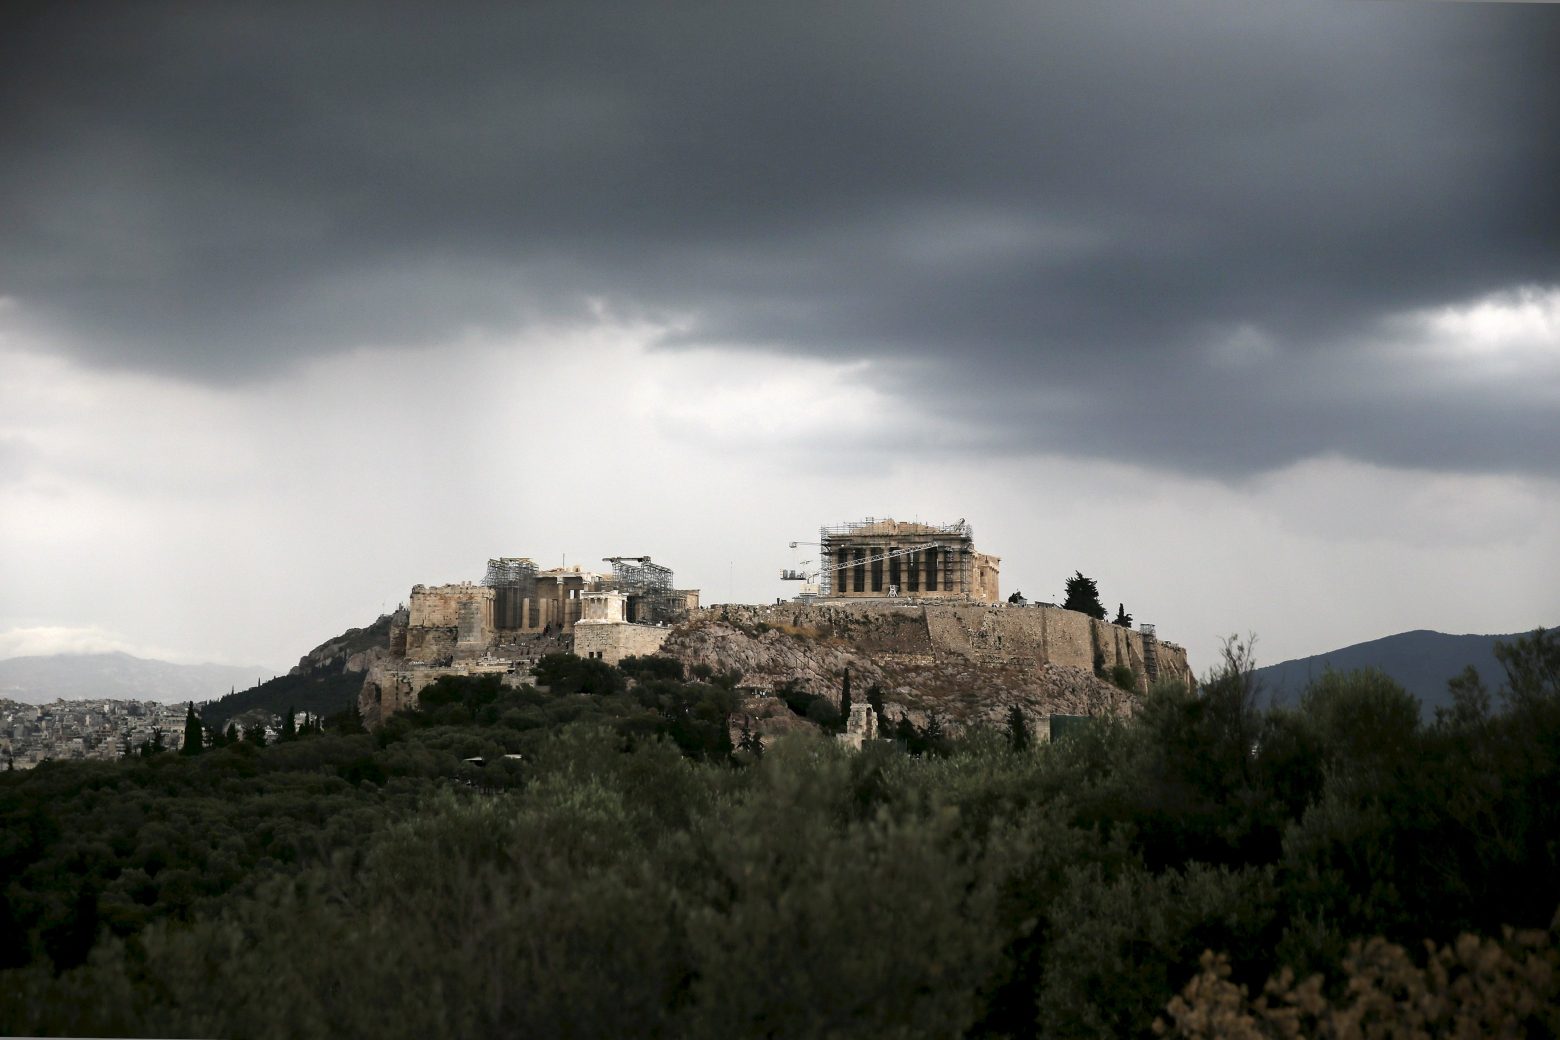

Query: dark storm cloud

[2,2,1556,475]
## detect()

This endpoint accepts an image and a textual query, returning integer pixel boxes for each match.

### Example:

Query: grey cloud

[1,2,1556,473]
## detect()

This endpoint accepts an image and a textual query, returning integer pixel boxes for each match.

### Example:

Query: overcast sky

[2,2,1557,678]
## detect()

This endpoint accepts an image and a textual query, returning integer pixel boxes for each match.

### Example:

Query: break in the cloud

[2,2,1556,478]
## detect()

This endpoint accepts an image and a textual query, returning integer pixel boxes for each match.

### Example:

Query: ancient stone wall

[408,583,492,628]
[572,621,672,666]
[404,625,457,664]
[1041,608,1095,672]
[364,594,1191,728]
[689,600,1191,695]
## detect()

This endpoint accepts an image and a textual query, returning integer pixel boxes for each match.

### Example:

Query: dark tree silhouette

[1062,572,1107,620]
[839,666,852,730]
[180,703,203,755]
[1005,705,1032,751]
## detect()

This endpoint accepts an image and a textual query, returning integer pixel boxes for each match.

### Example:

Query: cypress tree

[925,711,948,757]
[181,703,203,755]
[341,698,366,734]
[1062,571,1107,620]
[737,717,764,759]
[1006,705,1032,752]
[839,666,852,731]
[281,706,297,742]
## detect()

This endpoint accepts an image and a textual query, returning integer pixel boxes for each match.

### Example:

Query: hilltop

[1253,627,1549,717]
[201,614,393,728]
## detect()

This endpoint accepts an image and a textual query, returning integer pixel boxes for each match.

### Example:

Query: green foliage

[1493,626,1560,714]
[1114,602,1133,627]
[1062,570,1107,620]
[2,632,1558,1038]
[617,654,685,682]
[1005,705,1032,752]
[1110,662,1138,691]
[201,616,392,731]
[889,710,951,758]
[180,704,203,756]
[736,717,764,759]
[326,698,366,734]
[533,653,625,696]
[1298,667,1419,776]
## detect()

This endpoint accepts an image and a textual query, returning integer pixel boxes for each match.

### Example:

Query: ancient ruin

[359,520,1192,740]
[666,600,1192,740]
[784,518,1000,603]
[362,555,699,724]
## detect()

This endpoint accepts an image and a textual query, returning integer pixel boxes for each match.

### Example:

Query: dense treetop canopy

[2,632,1557,1037]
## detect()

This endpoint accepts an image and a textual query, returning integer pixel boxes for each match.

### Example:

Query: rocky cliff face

[660,604,1150,732]
[289,614,395,678]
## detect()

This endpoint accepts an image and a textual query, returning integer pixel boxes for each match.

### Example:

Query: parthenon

[816,518,1000,603]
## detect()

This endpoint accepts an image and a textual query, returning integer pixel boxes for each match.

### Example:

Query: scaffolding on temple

[482,557,539,589]
[815,518,972,597]
[603,556,680,623]
[482,557,538,629]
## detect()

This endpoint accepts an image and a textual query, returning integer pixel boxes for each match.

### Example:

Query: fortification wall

[408,583,493,628]
[365,597,1193,728]
[573,622,672,666]
[404,626,457,664]
[690,600,1191,695]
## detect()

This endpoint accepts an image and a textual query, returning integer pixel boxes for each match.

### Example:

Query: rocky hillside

[287,615,396,678]
[660,610,1137,732]
[203,614,394,728]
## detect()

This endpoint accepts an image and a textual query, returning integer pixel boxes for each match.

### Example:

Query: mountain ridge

[1253,626,1551,717]
[0,651,269,705]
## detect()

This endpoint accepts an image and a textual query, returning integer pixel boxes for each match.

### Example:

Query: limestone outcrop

[289,614,396,678]
[660,602,1192,733]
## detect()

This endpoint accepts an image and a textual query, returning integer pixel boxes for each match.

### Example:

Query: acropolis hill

[359,518,1191,734]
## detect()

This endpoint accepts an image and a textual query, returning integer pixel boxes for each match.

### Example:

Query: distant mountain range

[0,651,269,705]
[1252,628,1548,718]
